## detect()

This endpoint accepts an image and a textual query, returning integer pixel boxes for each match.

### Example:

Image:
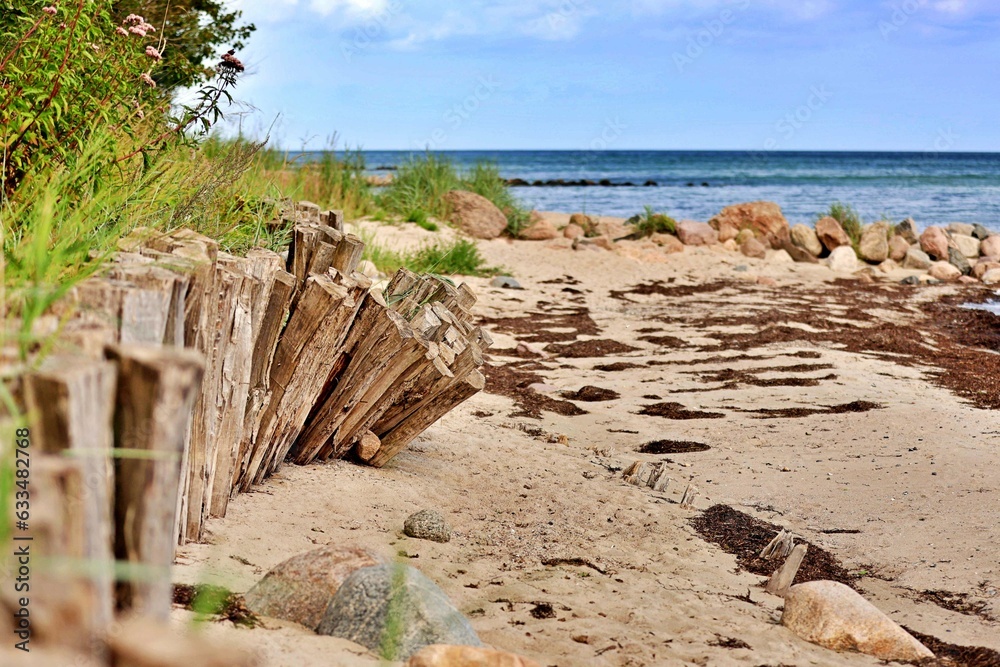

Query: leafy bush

[626,206,677,237]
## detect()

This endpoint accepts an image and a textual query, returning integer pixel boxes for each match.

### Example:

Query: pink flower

[90,43,100,52]
[123,14,144,25]
[129,25,146,37]
[139,73,156,88]
[42,6,57,15]
[144,45,161,61]
[136,108,145,120]
[115,26,128,36]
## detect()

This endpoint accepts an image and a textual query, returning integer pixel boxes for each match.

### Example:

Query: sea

[330,150,1000,229]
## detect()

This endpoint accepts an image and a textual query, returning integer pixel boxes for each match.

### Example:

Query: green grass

[625,205,677,237]
[359,230,495,277]
[405,209,438,232]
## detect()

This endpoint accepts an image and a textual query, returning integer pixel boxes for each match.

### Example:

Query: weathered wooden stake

[765,543,808,596]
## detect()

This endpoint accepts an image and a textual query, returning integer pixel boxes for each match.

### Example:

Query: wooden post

[106,345,204,620]
[765,544,808,596]
[22,357,118,636]
[760,529,796,560]
[680,483,699,509]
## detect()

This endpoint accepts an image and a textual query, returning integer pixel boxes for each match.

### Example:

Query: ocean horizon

[289,149,1000,228]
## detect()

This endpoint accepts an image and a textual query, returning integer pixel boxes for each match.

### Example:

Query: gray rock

[894,218,919,245]
[826,246,859,273]
[733,265,749,272]
[316,564,481,660]
[790,223,823,257]
[900,275,921,285]
[948,246,972,275]
[858,222,889,263]
[404,509,452,543]
[947,222,975,237]
[490,276,522,290]
[902,247,932,270]
[973,224,992,241]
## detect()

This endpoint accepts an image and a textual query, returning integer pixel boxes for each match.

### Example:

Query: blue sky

[224,0,1000,151]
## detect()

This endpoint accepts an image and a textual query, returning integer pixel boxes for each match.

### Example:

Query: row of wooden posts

[0,203,491,660]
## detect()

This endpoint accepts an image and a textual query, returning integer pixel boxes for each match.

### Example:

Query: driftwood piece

[765,543,808,596]
[680,483,699,509]
[22,358,118,636]
[106,345,204,620]
[244,273,362,486]
[760,529,796,560]
[330,233,365,275]
[649,465,670,493]
[370,369,485,467]
[323,209,345,232]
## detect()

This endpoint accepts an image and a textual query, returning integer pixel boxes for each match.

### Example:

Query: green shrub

[405,209,438,231]
[626,206,677,237]
[405,238,494,276]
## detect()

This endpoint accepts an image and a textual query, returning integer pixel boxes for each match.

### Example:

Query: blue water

[297,150,1000,227]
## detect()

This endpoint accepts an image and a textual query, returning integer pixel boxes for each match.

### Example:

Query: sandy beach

[170,216,1000,666]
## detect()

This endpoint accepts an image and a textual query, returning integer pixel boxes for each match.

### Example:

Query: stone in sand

[781,580,933,662]
[858,222,890,263]
[562,222,585,239]
[740,237,767,260]
[919,226,950,261]
[877,259,899,273]
[768,249,795,264]
[569,213,597,235]
[444,190,508,239]
[790,223,823,257]
[519,214,558,241]
[826,246,859,273]
[709,201,790,249]
[929,261,961,281]
[651,234,684,254]
[903,247,932,270]
[981,235,1000,259]
[675,220,719,246]
[408,645,542,667]
[973,260,1000,281]
[357,259,380,279]
[981,268,1000,285]
[404,509,452,543]
[780,240,819,263]
[735,229,756,246]
[952,234,981,259]
[948,222,975,237]
[948,247,972,275]
[316,564,481,660]
[894,218,919,244]
[244,545,378,630]
[888,235,910,262]
[815,216,851,252]
[490,276,523,290]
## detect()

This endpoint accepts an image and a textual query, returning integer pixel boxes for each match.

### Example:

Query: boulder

[781,581,933,662]
[709,201,790,249]
[243,546,378,631]
[894,218,919,244]
[562,223,585,239]
[888,236,910,262]
[722,239,739,252]
[948,247,972,275]
[357,260,380,279]
[981,235,1000,259]
[959,275,980,285]
[740,237,767,260]
[444,191,508,239]
[404,509,452,543]
[651,234,684,254]
[919,226,949,260]
[929,261,962,281]
[675,220,719,246]
[735,229,756,246]
[952,234,981,259]
[518,215,558,241]
[316,564,482,660]
[408,645,542,667]
[780,240,819,264]
[768,249,795,264]
[790,224,823,257]
[568,213,596,236]
[948,222,975,237]
[973,261,1000,281]
[827,246,859,273]
[490,276,522,290]
[815,217,851,252]
[982,269,1000,285]
[858,222,890,263]
[972,224,992,241]
[903,247,932,270]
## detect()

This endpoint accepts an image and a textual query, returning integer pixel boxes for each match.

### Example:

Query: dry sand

[175,219,1000,666]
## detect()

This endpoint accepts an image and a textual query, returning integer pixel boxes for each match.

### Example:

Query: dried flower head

[42,6,57,15]
[139,72,156,88]
[145,45,162,61]
[219,49,245,73]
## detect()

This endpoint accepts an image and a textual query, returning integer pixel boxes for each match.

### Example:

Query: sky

[221,0,1000,151]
